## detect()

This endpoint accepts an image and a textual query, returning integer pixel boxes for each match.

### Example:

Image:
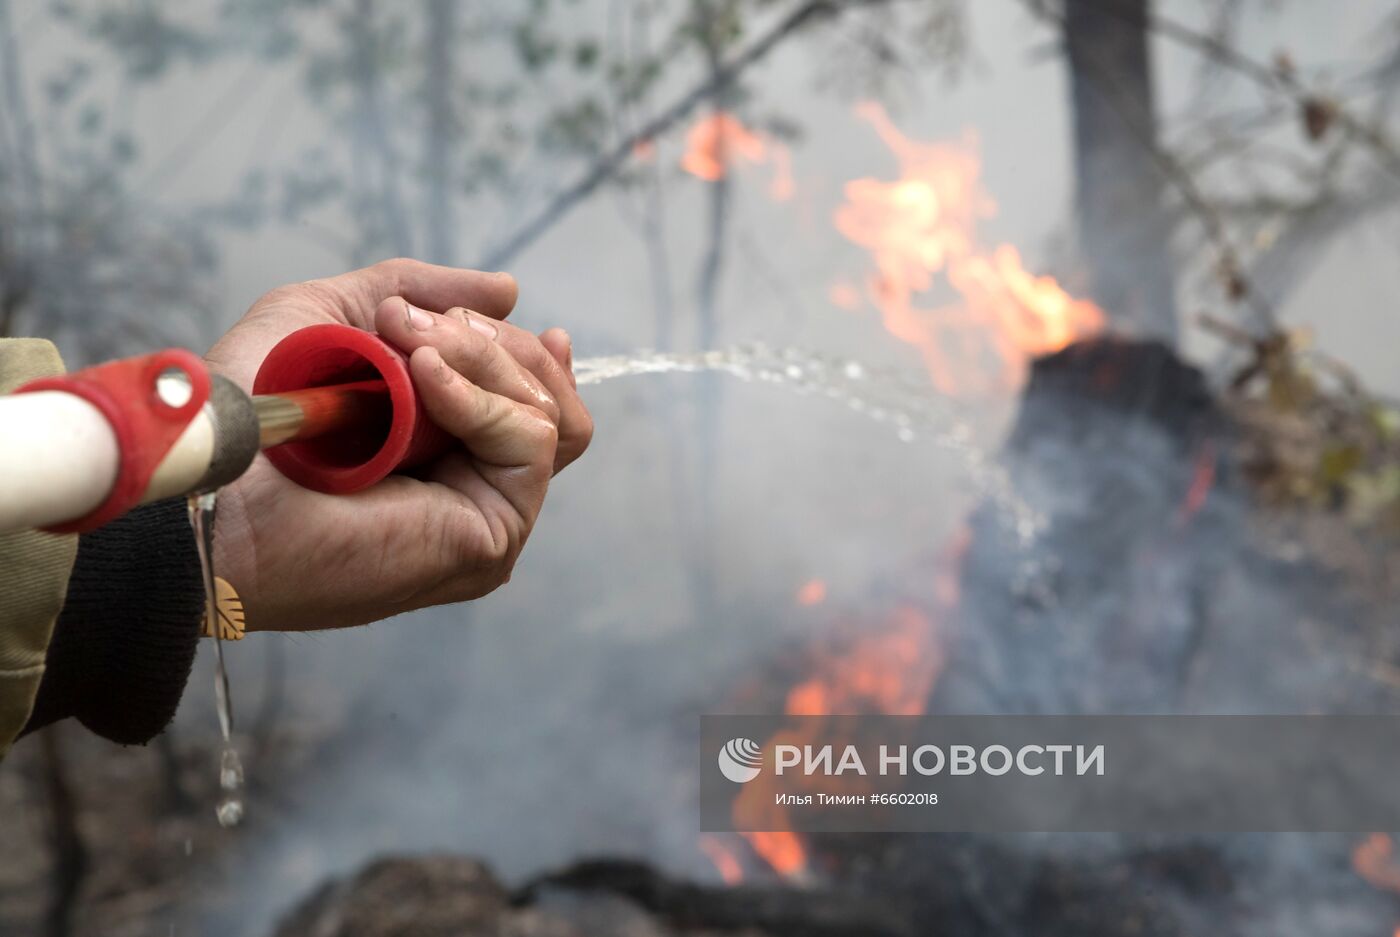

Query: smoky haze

[7,2,1400,936]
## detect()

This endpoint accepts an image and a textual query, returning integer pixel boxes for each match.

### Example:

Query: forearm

[23,498,204,744]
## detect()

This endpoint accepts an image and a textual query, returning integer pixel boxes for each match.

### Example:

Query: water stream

[573,344,1044,544]
[187,490,245,828]
[182,345,1039,827]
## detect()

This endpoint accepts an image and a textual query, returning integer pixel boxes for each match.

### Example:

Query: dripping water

[187,490,244,828]
[573,344,1045,544]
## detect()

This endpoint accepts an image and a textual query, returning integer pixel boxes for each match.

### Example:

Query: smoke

[11,4,1400,935]
[177,355,994,934]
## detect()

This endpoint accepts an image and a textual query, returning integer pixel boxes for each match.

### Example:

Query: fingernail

[405,302,435,331]
[465,312,498,340]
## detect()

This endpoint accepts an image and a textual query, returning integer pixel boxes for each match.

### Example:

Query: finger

[409,345,557,490]
[443,310,592,471]
[376,298,560,425]
[347,258,519,320]
[538,328,576,389]
[417,452,538,605]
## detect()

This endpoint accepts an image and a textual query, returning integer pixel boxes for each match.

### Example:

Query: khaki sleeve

[0,339,79,758]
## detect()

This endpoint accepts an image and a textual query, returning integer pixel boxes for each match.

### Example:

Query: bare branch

[479,0,869,270]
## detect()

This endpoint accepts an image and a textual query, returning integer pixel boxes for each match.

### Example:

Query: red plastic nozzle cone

[253,324,453,494]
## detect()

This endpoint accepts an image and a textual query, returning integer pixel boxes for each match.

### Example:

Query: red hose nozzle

[252,324,452,494]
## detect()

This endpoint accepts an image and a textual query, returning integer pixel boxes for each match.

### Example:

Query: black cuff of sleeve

[24,498,204,745]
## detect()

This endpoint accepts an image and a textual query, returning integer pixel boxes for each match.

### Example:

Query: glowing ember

[682,113,765,180]
[796,578,827,607]
[1177,442,1217,524]
[699,834,745,885]
[833,102,1104,392]
[681,112,793,200]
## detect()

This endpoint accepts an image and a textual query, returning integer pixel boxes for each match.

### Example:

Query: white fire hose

[0,351,262,534]
[1,328,423,535]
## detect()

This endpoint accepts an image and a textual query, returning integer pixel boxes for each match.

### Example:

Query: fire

[681,112,793,200]
[730,531,971,881]
[795,578,827,607]
[785,606,944,717]
[699,834,745,885]
[733,607,943,879]
[746,831,808,879]
[834,102,1104,392]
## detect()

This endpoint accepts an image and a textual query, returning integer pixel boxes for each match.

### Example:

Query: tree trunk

[1063,0,1178,344]
[39,726,87,937]
[349,0,413,259]
[689,0,731,620]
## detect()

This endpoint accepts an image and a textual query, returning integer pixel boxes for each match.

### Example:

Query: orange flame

[785,606,944,717]
[734,607,943,879]
[733,530,971,881]
[699,834,745,885]
[681,112,793,200]
[834,103,1104,392]
[745,831,808,879]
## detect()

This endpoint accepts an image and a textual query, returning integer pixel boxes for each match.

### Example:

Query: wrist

[25,498,204,744]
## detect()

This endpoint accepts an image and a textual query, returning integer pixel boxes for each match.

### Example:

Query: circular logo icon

[718,737,763,783]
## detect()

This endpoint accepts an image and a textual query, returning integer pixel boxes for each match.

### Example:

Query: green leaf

[1318,444,1363,484]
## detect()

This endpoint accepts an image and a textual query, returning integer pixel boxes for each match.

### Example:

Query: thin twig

[479,0,886,270]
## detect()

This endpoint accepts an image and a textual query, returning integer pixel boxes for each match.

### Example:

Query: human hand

[204,259,593,631]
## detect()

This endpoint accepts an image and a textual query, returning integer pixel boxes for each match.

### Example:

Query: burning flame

[729,530,970,881]
[785,606,944,717]
[699,834,745,885]
[681,112,794,201]
[745,830,808,880]
[732,607,944,880]
[834,102,1104,392]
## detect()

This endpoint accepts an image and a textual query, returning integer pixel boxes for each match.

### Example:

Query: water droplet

[220,747,244,792]
[188,491,247,827]
[216,798,244,828]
